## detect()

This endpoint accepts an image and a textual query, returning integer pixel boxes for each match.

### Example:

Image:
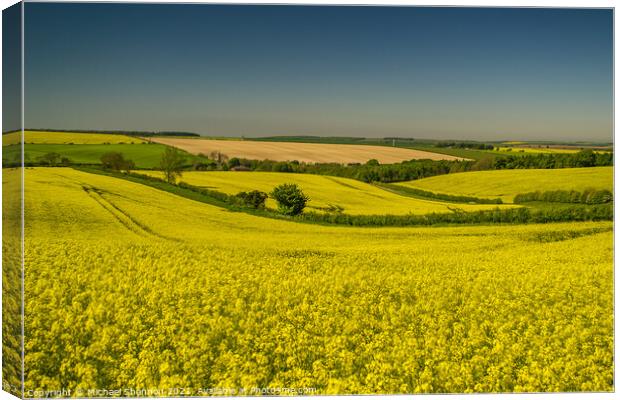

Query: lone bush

[101,152,135,172]
[160,147,186,184]
[236,190,268,209]
[271,183,309,216]
[37,152,62,166]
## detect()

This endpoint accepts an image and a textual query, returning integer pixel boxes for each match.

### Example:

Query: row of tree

[435,141,495,150]
[381,184,503,204]
[513,189,613,205]
[214,149,612,183]
[295,204,613,226]
[22,128,200,137]
[494,150,612,169]
[216,158,476,183]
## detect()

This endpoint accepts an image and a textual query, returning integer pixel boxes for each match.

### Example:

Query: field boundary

[376,183,503,205]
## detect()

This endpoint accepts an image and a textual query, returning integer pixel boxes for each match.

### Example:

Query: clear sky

[23,4,613,141]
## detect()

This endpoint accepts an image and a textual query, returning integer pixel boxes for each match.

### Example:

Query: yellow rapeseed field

[2,167,22,397]
[395,167,613,203]
[137,170,516,215]
[9,168,612,394]
[2,130,145,145]
[493,147,580,154]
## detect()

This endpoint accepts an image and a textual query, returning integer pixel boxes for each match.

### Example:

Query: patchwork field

[395,167,613,203]
[2,130,145,145]
[149,137,466,163]
[2,143,208,169]
[9,167,612,394]
[138,170,515,215]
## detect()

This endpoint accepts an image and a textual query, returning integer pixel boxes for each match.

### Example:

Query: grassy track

[11,167,613,393]
[137,170,517,215]
[395,167,613,203]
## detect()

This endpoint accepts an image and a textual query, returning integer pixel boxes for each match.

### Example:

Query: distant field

[493,146,580,154]
[405,145,500,161]
[395,167,613,203]
[3,143,206,168]
[252,137,500,161]
[494,147,612,154]
[137,170,515,215]
[2,130,145,145]
[149,137,465,163]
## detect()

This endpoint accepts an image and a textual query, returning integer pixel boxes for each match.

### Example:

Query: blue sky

[23,4,613,141]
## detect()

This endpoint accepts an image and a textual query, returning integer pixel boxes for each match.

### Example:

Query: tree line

[494,150,612,169]
[295,204,612,226]
[514,189,613,205]
[18,128,201,137]
[220,149,612,183]
[379,184,503,204]
[435,141,495,150]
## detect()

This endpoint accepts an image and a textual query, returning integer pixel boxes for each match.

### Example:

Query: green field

[395,167,613,203]
[3,143,208,169]
[138,170,517,215]
[8,167,612,393]
[2,130,145,145]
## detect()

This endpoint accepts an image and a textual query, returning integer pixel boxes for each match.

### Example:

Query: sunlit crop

[2,130,145,146]
[493,146,580,154]
[2,168,22,397]
[493,146,612,155]
[10,168,613,395]
[138,170,517,215]
[395,167,613,203]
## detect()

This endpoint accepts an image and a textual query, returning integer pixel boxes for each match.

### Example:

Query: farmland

[2,130,145,145]
[148,137,465,163]
[395,167,613,203]
[0,129,614,396]
[10,167,613,393]
[2,143,209,169]
[137,170,516,215]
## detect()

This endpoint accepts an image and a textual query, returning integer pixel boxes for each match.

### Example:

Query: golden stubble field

[148,137,465,163]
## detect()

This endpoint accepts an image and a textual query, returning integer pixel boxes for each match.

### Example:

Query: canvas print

[1,2,614,397]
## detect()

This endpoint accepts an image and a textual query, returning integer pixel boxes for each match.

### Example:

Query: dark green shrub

[37,152,62,166]
[271,184,309,215]
[236,190,268,209]
[100,152,135,171]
